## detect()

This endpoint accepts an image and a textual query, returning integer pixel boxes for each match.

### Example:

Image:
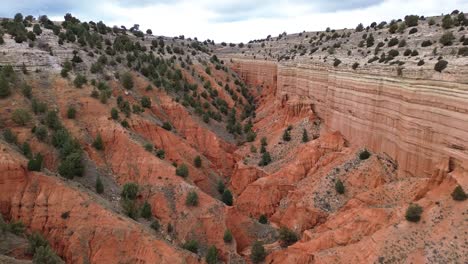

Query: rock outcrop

[228,58,468,178]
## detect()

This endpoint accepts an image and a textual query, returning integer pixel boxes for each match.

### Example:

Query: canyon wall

[229,58,468,178]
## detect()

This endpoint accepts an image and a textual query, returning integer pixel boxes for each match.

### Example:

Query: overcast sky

[2,0,467,43]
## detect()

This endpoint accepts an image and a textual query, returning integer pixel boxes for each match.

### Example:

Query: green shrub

[141,96,151,108]
[359,150,371,160]
[111,108,119,120]
[333,58,341,67]
[5,220,25,235]
[388,38,399,47]
[33,24,42,35]
[28,233,49,255]
[451,185,467,201]
[335,179,345,194]
[92,133,104,150]
[352,62,359,70]
[156,149,165,159]
[409,28,418,34]
[22,142,32,158]
[176,163,189,177]
[45,110,61,130]
[388,49,399,57]
[186,191,199,206]
[258,151,272,166]
[67,106,76,119]
[434,60,448,72]
[258,214,268,224]
[421,40,432,47]
[417,60,425,66]
[32,99,47,114]
[95,176,104,194]
[279,227,298,247]
[144,143,153,152]
[246,130,256,142]
[206,245,218,264]
[0,75,11,98]
[251,241,266,263]
[162,122,172,131]
[58,152,83,179]
[222,189,233,206]
[121,72,134,89]
[439,32,455,46]
[122,199,138,219]
[223,229,233,243]
[3,129,17,144]
[182,239,198,253]
[121,182,139,200]
[33,126,47,142]
[405,204,423,222]
[12,109,32,125]
[73,74,87,88]
[194,155,202,168]
[404,15,419,27]
[27,153,43,172]
[459,47,468,56]
[150,220,160,231]
[21,83,32,98]
[140,201,152,219]
[32,245,62,264]
[442,14,454,29]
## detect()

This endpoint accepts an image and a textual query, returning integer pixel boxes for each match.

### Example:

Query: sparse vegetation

[186,191,199,206]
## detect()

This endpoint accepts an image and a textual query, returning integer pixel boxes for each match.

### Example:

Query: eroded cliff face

[0,142,199,264]
[229,58,468,178]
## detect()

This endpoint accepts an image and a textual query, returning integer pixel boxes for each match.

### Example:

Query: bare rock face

[0,143,199,264]
[228,58,468,178]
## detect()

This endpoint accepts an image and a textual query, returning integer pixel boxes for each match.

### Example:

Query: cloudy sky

[2,0,467,42]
